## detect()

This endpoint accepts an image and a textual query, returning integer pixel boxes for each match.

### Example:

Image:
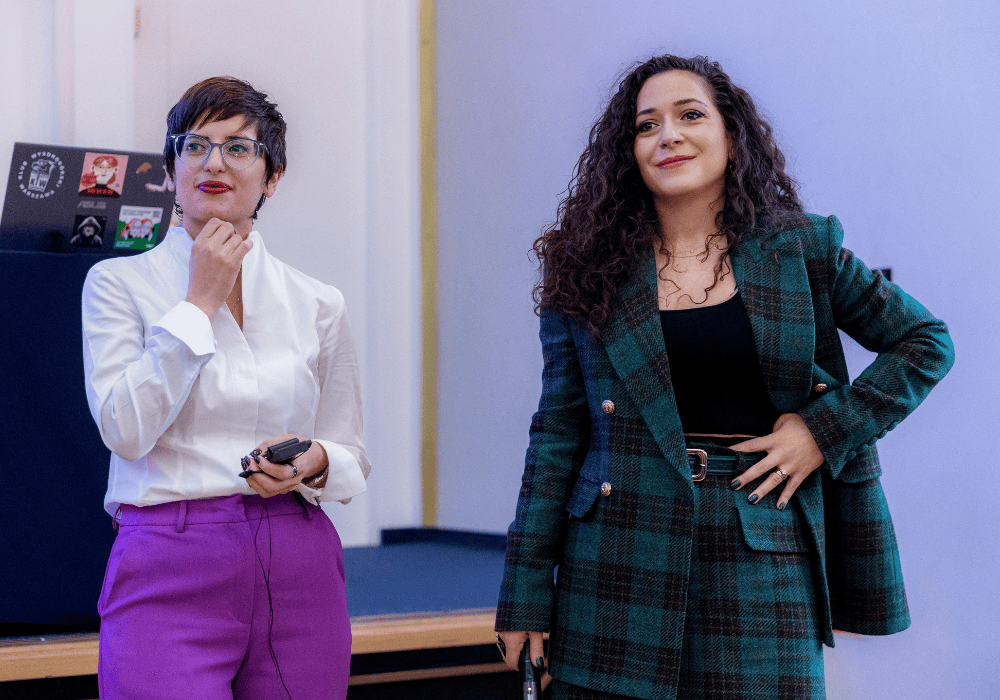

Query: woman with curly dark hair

[495,55,953,699]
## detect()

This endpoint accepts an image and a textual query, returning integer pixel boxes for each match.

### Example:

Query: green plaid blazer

[496,214,954,698]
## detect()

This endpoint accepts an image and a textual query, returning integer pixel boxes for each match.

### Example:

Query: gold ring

[775,469,789,479]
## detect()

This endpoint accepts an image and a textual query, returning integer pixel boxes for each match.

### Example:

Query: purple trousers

[98,493,351,700]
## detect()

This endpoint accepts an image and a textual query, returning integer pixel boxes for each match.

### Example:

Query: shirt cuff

[312,439,368,503]
[152,301,217,357]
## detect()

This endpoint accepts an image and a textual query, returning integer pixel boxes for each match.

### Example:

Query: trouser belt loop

[175,500,188,533]
[113,506,122,532]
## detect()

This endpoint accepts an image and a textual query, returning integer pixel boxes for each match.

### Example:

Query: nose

[660,120,682,146]
[203,143,227,171]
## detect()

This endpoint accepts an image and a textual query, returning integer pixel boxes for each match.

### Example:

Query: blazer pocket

[733,494,810,554]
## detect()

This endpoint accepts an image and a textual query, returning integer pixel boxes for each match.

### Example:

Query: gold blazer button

[601,400,615,414]
[600,482,612,497]
[813,383,828,393]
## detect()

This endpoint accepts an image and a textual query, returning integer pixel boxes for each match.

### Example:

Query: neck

[652,189,724,252]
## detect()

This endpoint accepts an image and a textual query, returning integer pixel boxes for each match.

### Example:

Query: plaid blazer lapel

[602,251,690,480]
[731,232,816,413]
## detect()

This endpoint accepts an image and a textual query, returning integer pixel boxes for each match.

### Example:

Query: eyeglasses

[170,133,266,170]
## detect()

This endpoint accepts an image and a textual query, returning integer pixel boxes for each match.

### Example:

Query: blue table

[345,528,506,616]
[343,528,518,697]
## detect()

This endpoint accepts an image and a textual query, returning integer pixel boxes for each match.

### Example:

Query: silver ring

[292,464,298,477]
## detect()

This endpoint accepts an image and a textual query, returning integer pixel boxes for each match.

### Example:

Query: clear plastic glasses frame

[170,133,267,170]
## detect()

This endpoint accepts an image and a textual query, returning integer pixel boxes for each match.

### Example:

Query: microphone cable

[252,498,294,700]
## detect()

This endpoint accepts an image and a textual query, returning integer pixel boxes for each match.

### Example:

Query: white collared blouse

[82,226,370,515]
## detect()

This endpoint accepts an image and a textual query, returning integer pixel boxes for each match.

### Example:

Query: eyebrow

[636,98,711,118]
[191,133,255,142]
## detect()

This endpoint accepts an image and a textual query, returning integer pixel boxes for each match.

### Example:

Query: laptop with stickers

[0,142,177,254]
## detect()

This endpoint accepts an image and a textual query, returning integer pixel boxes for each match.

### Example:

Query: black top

[659,292,778,436]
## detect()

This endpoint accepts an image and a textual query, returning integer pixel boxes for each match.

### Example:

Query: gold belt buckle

[687,448,708,482]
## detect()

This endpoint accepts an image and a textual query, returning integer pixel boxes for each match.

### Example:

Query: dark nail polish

[730,479,741,490]
[777,501,786,511]
[534,656,545,670]
[747,493,759,505]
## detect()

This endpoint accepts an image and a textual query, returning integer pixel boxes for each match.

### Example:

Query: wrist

[184,295,219,321]
[302,467,328,489]
[300,442,329,481]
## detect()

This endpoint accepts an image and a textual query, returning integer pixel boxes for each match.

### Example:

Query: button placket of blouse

[216,309,260,462]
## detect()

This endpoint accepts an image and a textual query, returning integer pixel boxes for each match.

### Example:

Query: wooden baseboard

[349,661,509,686]
[350,608,497,654]
[0,608,499,683]
[0,633,99,682]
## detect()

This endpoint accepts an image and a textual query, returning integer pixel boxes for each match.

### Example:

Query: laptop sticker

[79,153,128,198]
[114,206,163,251]
[71,215,107,248]
[16,150,66,200]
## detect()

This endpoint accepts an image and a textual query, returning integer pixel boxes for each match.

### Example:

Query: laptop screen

[0,142,177,255]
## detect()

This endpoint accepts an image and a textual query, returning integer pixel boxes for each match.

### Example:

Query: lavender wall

[434,1,998,697]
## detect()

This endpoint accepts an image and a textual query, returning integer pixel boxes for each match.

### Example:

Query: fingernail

[534,656,545,670]
[777,501,786,511]
[747,493,759,505]
[730,479,741,490]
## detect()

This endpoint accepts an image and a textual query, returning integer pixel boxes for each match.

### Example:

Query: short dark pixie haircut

[164,76,287,218]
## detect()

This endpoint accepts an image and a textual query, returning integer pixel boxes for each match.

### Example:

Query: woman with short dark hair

[83,76,368,699]
[495,55,954,699]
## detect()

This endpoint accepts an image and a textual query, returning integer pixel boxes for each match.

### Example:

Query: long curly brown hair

[533,55,804,338]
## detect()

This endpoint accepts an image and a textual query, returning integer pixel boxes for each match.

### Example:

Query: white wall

[434,1,999,698]
[0,0,58,216]
[72,0,134,149]
[0,0,135,215]
[360,0,423,544]
[0,0,423,546]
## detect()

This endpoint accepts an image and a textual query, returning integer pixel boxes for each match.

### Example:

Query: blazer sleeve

[797,215,955,479]
[496,310,591,632]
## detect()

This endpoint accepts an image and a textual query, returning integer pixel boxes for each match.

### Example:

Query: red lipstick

[657,156,694,169]
[197,181,231,194]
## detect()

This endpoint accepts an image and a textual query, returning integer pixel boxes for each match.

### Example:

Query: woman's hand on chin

[728,413,824,510]
[185,218,252,320]
[244,433,328,498]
